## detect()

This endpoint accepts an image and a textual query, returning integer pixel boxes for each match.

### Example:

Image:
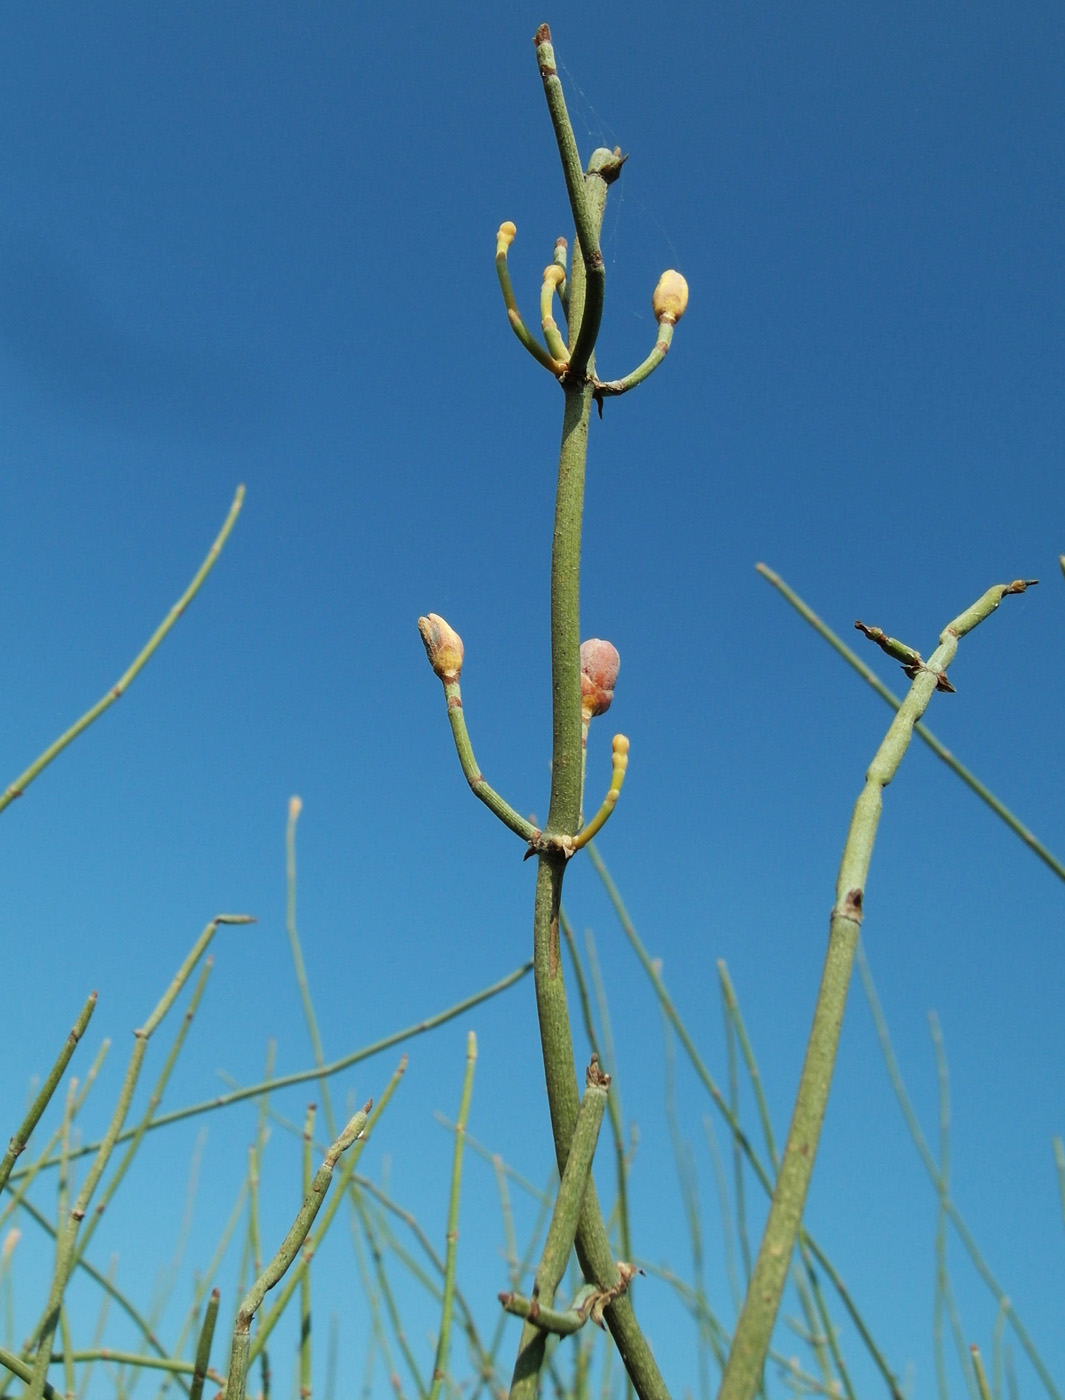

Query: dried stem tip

[418,614,464,682]
[652,270,689,325]
[580,639,620,718]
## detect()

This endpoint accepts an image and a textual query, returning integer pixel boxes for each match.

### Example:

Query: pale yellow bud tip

[652,269,689,324]
[288,795,303,820]
[418,614,464,682]
[497,221,517,253]
[542,264,565,289]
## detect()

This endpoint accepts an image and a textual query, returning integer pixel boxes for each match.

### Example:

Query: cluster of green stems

[418,23,1040,1400]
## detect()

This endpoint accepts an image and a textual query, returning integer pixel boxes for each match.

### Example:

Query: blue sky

[1,3,1063,1397]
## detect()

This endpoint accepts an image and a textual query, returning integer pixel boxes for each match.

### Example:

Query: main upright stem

[530,126,669,1399]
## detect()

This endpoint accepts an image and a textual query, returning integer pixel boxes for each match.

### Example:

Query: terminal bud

[418,614,464,682]
[652,269,689,325]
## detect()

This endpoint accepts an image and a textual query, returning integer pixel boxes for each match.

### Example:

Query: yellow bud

[288,795,302,821]
[652,269,688,325]
[1,1229,19,1266]
[418,614,464,682]
[496,221,517,254]
[542,264,565,289]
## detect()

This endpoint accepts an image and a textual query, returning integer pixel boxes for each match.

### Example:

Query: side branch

[718,580,1033,1400]
[2,485,244,814]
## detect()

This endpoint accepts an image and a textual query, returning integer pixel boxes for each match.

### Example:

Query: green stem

[249,1068,405,1367]
[428,1031,477,1400]
[226,1107,370,1400]
[0,991,96,1193]
[593,323,675,401]
[509,1059,610,1399]
[440,678,542,843]
[25,915,246,1400]
[533,26,620,380]
[300,1105,315,1400]
[718,581,1031,1400]
[189,1289,220,1400]
[757,564,1065,884]
[588,841,904,1400]
[857,942,1060,1400]
[11,961,530,1182]
[1,486,244,814]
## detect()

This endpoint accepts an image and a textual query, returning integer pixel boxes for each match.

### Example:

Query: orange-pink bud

[580,639,620,718]
[418,614,464,682]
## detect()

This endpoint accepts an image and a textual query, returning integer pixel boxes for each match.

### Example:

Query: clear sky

[2,4,1063,1397]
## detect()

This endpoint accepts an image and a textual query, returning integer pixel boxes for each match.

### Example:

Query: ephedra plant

[416,22,1045,1400]
[2,22,1061,1400]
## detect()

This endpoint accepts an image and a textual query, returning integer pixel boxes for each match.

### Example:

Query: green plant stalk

[189,1290,220,1400]
[226,1107,369,1400]
[593,323,676,400]
[75,957,214,1271]
[48,1350,212,1377]
[438,676,541,844]
[756,564,1065,885]
[0,1346,61,1398]
[1,486,244,814]
[301,1104,315,1400]
[152,1187,246,1400]
[527,55,666,1398]
[588,841,904,1400]
[662,1022,710,1400]
[0,1038,112,1237]
[972,1348,994,1400]
[931,1015,979,1400]
[12,961,530,1182]
[500,1292,595,1338]
[559,911,632,1268]
[717,963,844,1394]
[533,28,620,381]
[701,1115,743,1315]
[509,1060,610,1400]
[286,800,336,1118]
[582,926,633,1270]
[250,1066,406,1367]
[855,942,1060,1400]
[3,1193,182,1396]
[25,915,247,1400]
[0,992,96,1193]
[349,1191,426,1400]
[717,581,1029,1400]
[428,1031,477,1400]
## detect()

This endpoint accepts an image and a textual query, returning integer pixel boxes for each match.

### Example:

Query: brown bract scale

[418,614,464,682]
[580,638,620,718]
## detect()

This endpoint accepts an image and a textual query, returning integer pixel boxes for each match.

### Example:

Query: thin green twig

[25,915,249,1400]
[0,993,96,1194]
[428,1032,477,1400]
[226,1106,370,1400]
[188,1290,220,1400]
[589,841,904,1400]
[1,486,244,814]
[12,962,530,1183]
[756,564,1065,885]
[720,581,1032,1400]
[857,941,1059,1400]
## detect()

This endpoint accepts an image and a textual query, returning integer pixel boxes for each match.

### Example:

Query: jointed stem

[528,49,669,1398]
[717,581,1035,1400]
